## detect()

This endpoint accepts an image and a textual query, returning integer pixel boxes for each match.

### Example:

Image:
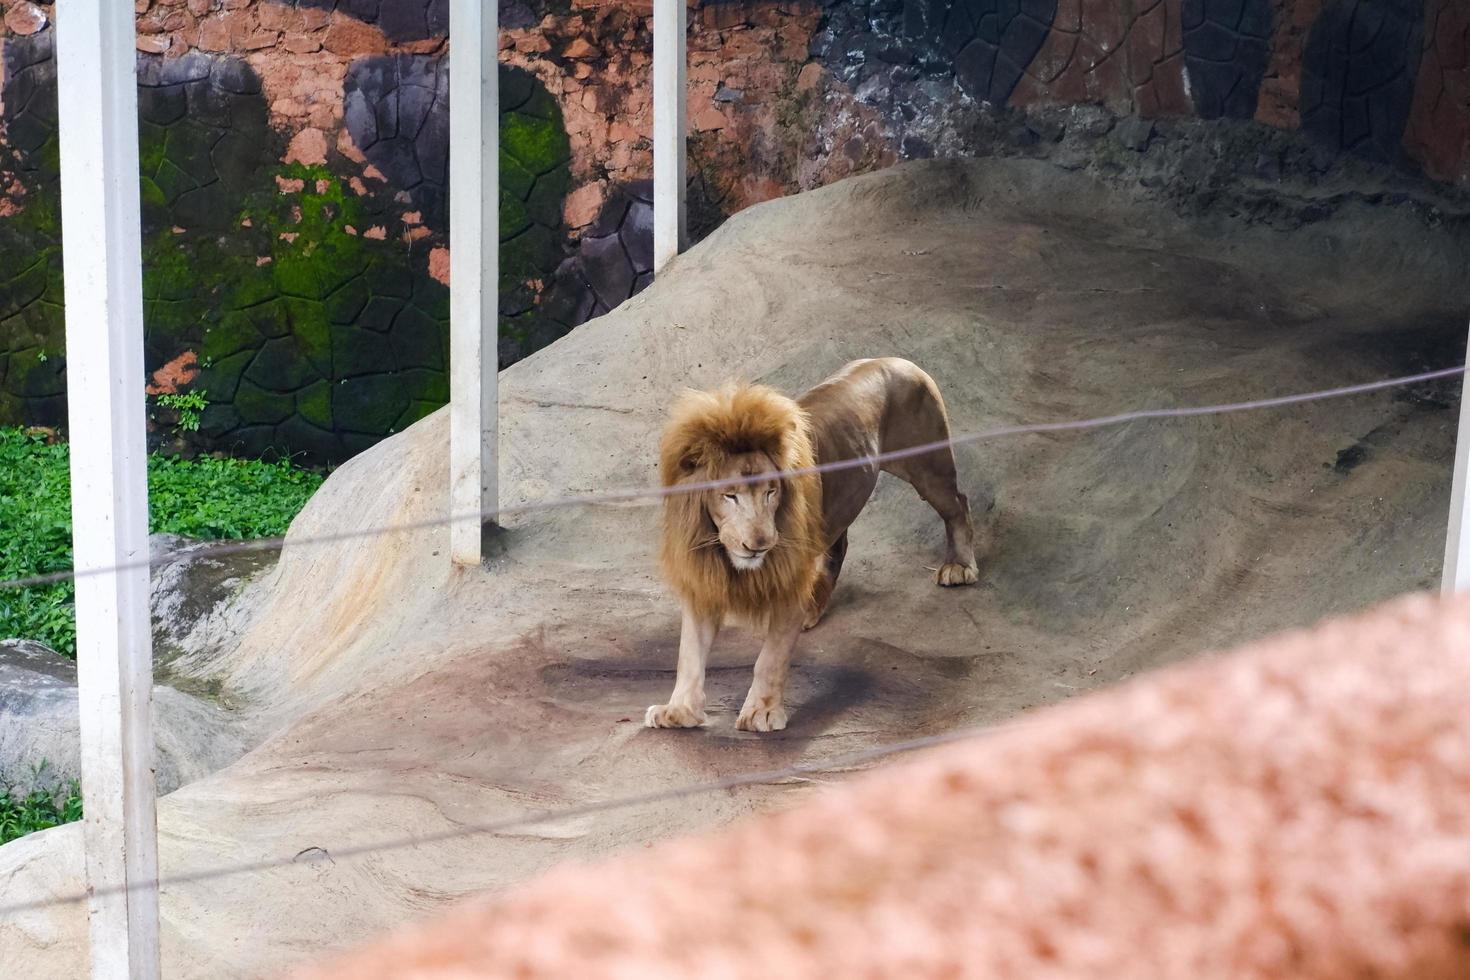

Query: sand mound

[1,159,1466,977]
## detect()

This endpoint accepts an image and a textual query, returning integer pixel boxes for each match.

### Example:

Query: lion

[646,357,981,733]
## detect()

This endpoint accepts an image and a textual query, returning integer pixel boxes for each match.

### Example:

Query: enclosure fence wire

[0,363,1461,592]
[0,362,1465,916]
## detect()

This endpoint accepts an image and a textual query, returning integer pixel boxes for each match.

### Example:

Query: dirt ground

[2,158,1468,977]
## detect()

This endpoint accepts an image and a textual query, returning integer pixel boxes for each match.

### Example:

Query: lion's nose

[744,536,774,554]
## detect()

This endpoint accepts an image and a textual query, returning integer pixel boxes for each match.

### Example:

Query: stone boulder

[0,639,248,796]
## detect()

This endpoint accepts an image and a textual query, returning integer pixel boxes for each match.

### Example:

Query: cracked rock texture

[2,0,1470,466]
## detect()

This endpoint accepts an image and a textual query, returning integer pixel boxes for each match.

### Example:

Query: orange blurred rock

[4,1,47,36]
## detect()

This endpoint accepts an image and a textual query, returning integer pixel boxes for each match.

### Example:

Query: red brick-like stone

[564,36,599,59]
[1403,0,1470,185]
[323,17,386,56]
[284,33,323,54]
[197,13,232,51]
[257,2,302,32]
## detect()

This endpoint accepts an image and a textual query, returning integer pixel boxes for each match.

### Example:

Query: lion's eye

[722,493,738,504]
[765,489,777,500]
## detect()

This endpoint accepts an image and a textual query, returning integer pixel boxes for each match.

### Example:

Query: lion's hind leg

[880,378,980,587]
[892,458,979,586]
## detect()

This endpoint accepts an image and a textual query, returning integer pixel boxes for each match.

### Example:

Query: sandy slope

[1,158,1467,977]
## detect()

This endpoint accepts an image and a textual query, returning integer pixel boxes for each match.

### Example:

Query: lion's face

[707,452,783,571]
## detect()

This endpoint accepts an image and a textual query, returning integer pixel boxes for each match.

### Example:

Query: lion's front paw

[936,561,978,587]
[735,703,788,733]
[644,703,706,729]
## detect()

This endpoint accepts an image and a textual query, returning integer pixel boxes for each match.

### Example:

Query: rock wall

[0,0,1467,464]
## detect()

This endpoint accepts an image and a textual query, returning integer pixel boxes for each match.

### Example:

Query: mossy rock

[501,152,538,202]
[324,275,372,325]
[246,336,322,391]
[201,312,263,361]
[281,298,332,376]
[330,323,398,377]
[334,375,408,435]
[502,109,570,177]
[233,379,293,425]
[400,368,449,405]
[296,379,332,429]
[387,306,444,370]
[196,349,254,403]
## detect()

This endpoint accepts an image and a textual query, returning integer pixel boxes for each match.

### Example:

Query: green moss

[324,276,371,324]
[145,236,198,303]
[296,379,332,429]
[334,375,406,434]
[281,298,332,376]
[196,349,253,402]
[502,103,570,177]
[222,269,278,312]
[396,399,441,430]
[138,121,167,179]
[202,312,262,361]
[500,152,538,201]
[501,192,531,241]
[234,379,293,424]
[273,255,325,299]
[139,178,168,211]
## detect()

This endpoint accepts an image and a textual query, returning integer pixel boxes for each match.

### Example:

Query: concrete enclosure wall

[0,0,1467,464]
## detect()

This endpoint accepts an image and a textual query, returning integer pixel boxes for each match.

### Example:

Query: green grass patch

[0,428,324,656]
[0,769,82,846]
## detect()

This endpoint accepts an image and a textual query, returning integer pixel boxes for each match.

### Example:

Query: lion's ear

[679,450,701,474]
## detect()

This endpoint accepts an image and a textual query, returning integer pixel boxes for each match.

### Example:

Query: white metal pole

[55,0,160,976]
[1443,327,1470,593]
[653,0,687,272]
[448,0,499,566]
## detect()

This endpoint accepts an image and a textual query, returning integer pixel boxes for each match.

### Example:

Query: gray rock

[1116,116,1156,152]
[1068,105,1116,139]
[0,639,248,796]
[149,533,277,670]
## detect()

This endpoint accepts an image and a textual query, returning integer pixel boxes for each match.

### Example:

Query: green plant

[0,427,324,656]
[0,763,83,846]
[154,389,209,433]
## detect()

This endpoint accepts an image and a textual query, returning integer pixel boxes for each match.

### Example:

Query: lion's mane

[658,383,824,624]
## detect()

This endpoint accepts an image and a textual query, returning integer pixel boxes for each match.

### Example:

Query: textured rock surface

[0,158,1465,977]
[1300,0,1424,164]
[148,532,279,676]
[5,0,1470,465]
[1404,0,1470,184]
[1182,0,1274,119]
[298,590,1470,979]
[0,639,249,796]
[0,530,270,794]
